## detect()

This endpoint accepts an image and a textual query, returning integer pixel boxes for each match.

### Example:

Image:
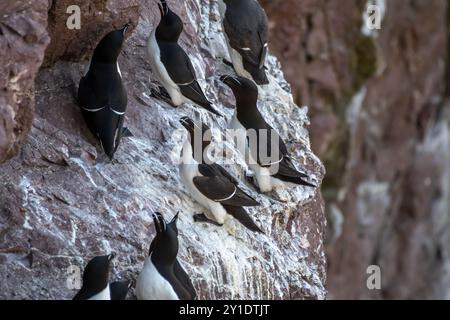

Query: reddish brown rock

[0,1,50,163]
[262,0,450,299]
[44,0,140,66]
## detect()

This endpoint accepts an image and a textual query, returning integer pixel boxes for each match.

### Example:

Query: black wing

[198,163,239,185]
[159,43,211,108]
[196,163,259,206]
[78,65,127,112]
[73,288,89,300]
[223,9,268,68]
[193,176,259,207]
[222,205,263,233]
[277,157,309,178]
[274,158,316,188]
[174,259,197,300]
[110,281,131,300]
[78,76,99,110]
[77,66,127,158]
[239,111,289,168]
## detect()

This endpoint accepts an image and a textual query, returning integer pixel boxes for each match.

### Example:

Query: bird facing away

[221,75,316,193]
[179,116,263,233]
[218,0,270,85]
[73,253,116,300]
[110,280,133,300]
[147,0,222,117]
[77,25,132,160]
[135,212,197,300]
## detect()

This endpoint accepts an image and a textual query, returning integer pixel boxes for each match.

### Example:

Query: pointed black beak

[158,2,164,17]
[120,24,129,34]
[170,212,180,224]
[108,252,116,262]
[158,0,168,17]
[179,116,194,131]
[152,212,167,233]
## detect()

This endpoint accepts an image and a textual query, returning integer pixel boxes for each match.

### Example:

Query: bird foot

[245,174,263,194]
[193,214,223,227]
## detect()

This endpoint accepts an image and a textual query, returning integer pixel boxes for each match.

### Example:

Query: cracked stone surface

[0,0,327,300]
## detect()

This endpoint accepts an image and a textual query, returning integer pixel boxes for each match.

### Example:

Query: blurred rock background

[261,0,450,299]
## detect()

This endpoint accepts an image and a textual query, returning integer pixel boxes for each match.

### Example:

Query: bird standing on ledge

[77,25,132,160]
[147,0,222,117]
[73,253,116,300]
[222,75,316,193]
[218,0,270,85]
[136,212,197,300]
[179,116,263,233]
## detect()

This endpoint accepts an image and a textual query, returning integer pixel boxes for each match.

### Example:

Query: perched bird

[147,0,222,116]
[218,0,269,85]
[221,75,316,193]
[73,253,116,300]
[179,116,263,233]
[135,212,196,300]
[110,280,133,300]
[77,25,132,160]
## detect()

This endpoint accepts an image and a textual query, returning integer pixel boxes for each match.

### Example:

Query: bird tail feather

[223,205,263,234]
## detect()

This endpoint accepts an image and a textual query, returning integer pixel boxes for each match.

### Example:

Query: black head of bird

[81,253,115,293]
[220,75,259,107]
[150,212,180,265]
[92,25,129,64]
[179,116,213,158]
[156,1,183,42]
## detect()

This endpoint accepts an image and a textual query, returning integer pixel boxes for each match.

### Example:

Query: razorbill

[110,280,133,300]
[77,25,132,160]
[221,75,316,193]
[179,116,263,233]
[73,253,115,300]
[147,0,222,117]
[218,0,269,85]
[135,212,197,300]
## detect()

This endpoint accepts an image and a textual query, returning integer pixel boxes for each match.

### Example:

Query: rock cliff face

[0,1,49,163]
[261,0,450,299]
[0,1,326,299]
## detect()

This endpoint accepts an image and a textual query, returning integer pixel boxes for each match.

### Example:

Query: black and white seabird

[221,75,316,193]
[179,117,263,233]
[135,212,196,300]
[77,25,131,160]
[110,280,133,300]
[147,0,222,117]
[218,0,269,85]
[73,253,116,300]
